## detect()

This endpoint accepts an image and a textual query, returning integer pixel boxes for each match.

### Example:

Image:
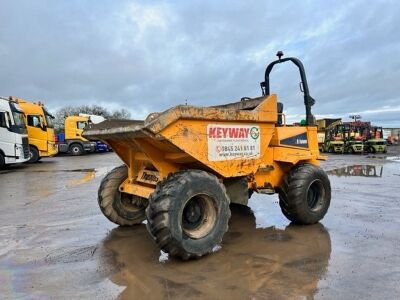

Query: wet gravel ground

[0,147,399,299]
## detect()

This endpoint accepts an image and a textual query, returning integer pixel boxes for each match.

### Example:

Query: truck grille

[22,137,30,159]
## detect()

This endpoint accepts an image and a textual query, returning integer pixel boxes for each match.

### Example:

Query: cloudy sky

[0,0,399,126]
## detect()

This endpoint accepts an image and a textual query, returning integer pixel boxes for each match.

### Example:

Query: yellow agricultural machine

[84,52,331,260]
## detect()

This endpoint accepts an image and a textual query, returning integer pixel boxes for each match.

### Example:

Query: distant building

[383,128,400,144]
[316,118,342,130]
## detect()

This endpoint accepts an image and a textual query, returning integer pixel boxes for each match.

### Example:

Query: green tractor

[344,140,364,154]
[339,123,364,154]
[364,127,387,154]
[322,140,344,153]
[321,126,344,153]
[364,139,387,153]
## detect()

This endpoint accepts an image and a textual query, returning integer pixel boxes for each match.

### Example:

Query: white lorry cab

[0,97,30,168]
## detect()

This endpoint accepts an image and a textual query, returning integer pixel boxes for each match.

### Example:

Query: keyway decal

[207,124,260,161]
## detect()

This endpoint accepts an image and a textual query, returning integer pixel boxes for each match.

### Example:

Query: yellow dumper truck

[57,115,97,155]
[84,52,331,260]
[17,98,58,162]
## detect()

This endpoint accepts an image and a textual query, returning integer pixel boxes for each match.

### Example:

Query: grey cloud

[0,0,399,126]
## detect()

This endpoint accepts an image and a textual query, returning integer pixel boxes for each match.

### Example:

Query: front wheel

[0,153,5,169]
[279,163,331,225]
[146,170,231,260]
[28,146,40,163]
[98,165,147,226]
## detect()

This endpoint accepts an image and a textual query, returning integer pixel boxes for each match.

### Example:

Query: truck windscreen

[9,102,27,134]
[43,108,54,128]
[12,110,25,126]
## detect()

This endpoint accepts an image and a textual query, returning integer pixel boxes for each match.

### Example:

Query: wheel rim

[119,192,146,213]
[306,180,325,211]
[181,194,217,239]
[72,147,80,153]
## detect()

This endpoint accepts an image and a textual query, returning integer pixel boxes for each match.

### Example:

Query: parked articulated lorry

[0,97,30,168]
[17,99,58,162]
[57,115,98,155]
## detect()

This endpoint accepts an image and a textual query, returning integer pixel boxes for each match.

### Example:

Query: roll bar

[260,51,316,125]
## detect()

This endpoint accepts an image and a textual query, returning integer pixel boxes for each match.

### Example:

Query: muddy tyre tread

[98,165,145,226]
[146,170,231,260]
[279,163,331,225]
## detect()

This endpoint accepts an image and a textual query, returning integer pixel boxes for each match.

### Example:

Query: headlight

[15,145,23,155]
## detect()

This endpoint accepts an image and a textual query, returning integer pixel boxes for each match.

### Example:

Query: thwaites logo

[207,124,260,161]
[136,169,160,185]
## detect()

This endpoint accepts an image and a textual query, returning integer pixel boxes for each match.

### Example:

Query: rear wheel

[279,163,331,225]
[28,146,40,163]
[348,147,354,154]
[146,170,231,260]
[328,147,333,153]
[98,165,147,226]
[69,144,83,156]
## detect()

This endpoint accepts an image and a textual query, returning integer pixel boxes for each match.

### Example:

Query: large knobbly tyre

[146,170,231,260]
[98,165,147,226]
[279,163,331,225]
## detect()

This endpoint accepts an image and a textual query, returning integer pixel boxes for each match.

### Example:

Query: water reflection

[103,204,331,299]
[65,171,96,187]
[327,165,383,177]
[65,167,114,187]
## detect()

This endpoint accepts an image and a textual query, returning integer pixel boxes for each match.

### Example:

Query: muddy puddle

[104,204,331,299]
[102,161,400,299]
[327,165,384,177]
[65,167,112,187]
[1,166,115,188]
[386,156,400,162]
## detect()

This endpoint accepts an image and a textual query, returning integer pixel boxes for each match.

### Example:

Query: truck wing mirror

[39,117,47,131]
[3,112,11,129]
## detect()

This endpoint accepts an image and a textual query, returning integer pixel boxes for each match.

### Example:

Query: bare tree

[54,105,131,131]
[110,108,131,119]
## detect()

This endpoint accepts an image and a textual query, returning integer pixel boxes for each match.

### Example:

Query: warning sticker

[207,124,260,161]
